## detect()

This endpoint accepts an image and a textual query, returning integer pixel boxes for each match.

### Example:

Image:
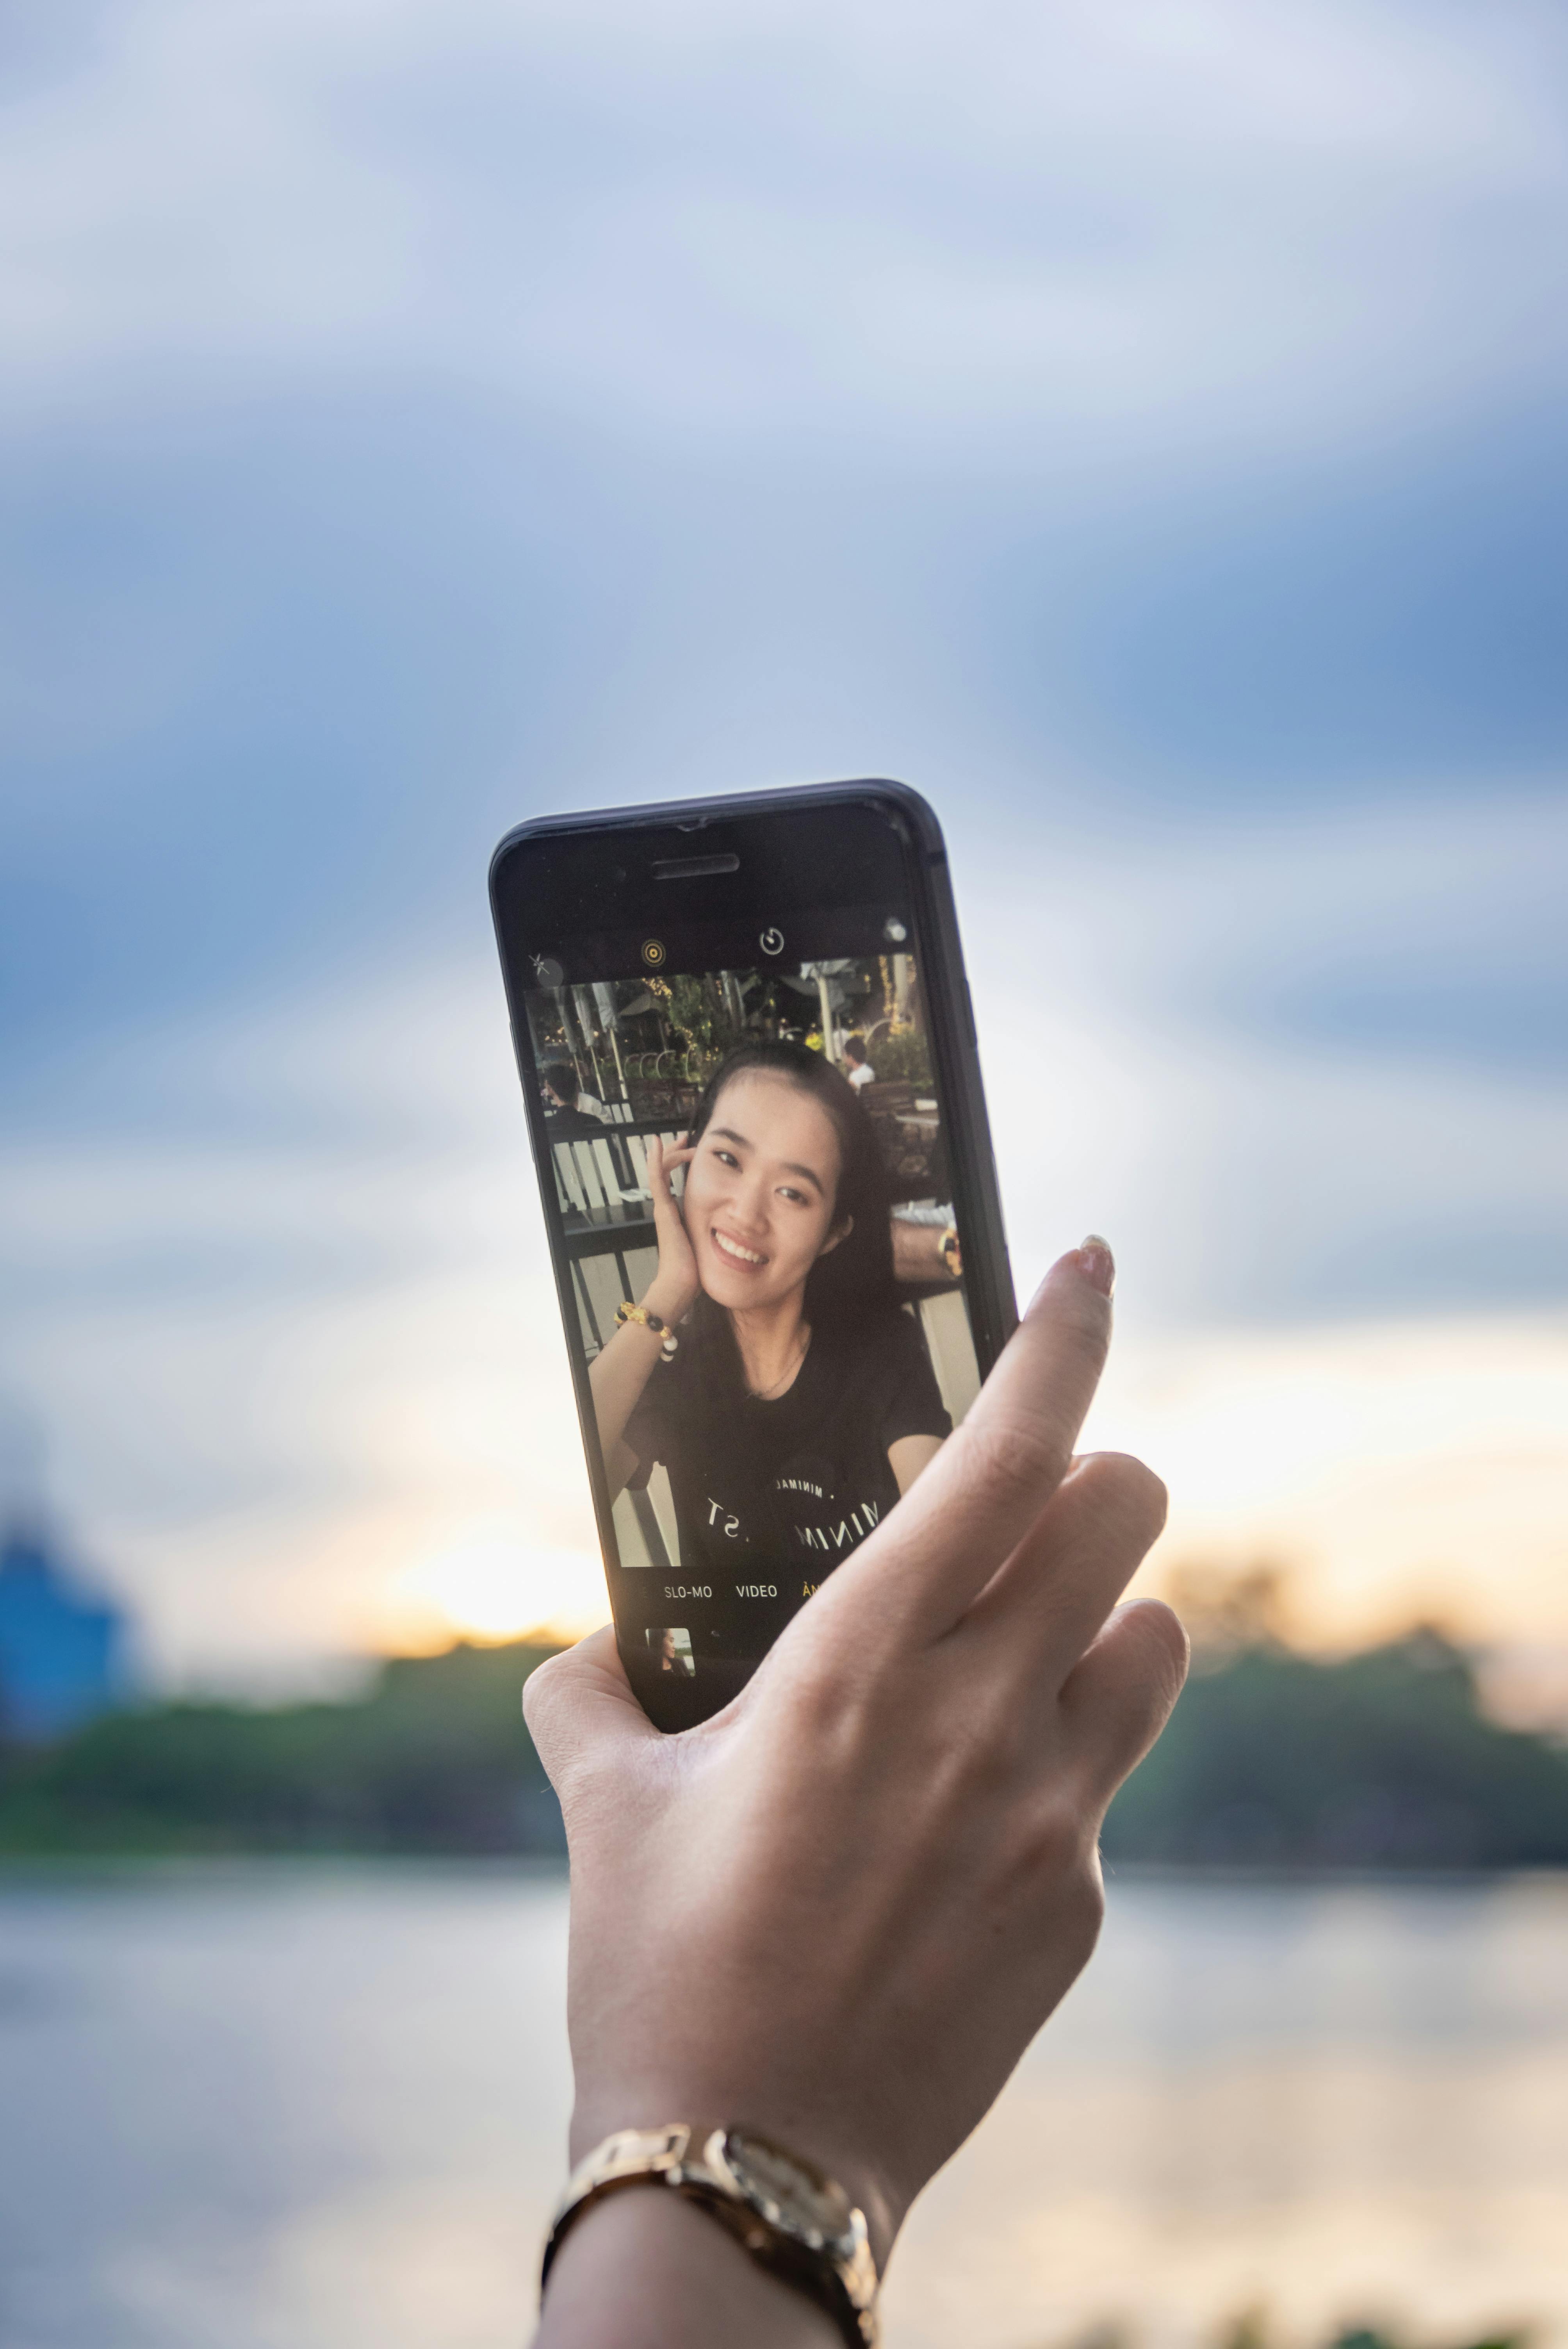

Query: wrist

[538,2185,838,2348]
[568,2092,900,2273]
[642,1276,695,1326]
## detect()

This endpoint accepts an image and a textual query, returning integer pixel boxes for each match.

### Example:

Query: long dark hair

[683,1040,900,1401]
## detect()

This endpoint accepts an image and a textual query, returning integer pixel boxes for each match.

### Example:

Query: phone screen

[492,786,1011,1726]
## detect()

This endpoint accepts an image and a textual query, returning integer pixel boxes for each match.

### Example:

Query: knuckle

[1060,1856,1107,1955]
[520,1652,570,1748]
[1007,1796,1105,1943]
[1081,1452,1169,1550]
[958,1408,1069,1512]
[1019,1792,1089,1877]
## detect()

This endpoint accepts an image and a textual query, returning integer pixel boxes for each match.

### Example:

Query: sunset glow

[380,1524,609,1652]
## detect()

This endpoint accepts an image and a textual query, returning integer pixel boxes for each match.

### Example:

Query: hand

[642,1132,700,1325]
[526,1240,1187,2276]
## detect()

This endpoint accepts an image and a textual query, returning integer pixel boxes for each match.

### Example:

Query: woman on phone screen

[588,1042,951,1583]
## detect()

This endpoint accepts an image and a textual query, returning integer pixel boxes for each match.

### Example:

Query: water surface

[0,1867,1563,2349]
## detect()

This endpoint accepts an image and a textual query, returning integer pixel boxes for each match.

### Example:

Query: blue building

[0,1525,129,1743]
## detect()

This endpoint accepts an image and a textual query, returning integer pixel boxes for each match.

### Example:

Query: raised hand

[528,1239,1187,2302]
[642,1132,700,1326]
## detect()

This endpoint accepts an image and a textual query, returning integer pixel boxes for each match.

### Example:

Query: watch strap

[542,2123,879,2346]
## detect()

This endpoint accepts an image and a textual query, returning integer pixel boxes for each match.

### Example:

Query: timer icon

[759,926,785,955]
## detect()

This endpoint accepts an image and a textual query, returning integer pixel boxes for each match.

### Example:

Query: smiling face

[683,1071,849,1315]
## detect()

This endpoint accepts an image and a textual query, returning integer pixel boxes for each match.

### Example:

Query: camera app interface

[524,909,981,1697]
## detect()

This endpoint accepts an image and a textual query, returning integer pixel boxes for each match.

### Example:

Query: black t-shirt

[544,1101,609,1141]
[624,1308,951,1582]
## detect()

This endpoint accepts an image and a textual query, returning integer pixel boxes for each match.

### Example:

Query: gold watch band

[541,2123,880,2347]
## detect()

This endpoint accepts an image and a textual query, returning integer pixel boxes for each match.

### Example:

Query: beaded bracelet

[616,1302,680,1361]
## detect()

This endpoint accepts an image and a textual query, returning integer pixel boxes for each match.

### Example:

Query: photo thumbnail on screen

[646,1626,696,1678]
[525,942,982,1650]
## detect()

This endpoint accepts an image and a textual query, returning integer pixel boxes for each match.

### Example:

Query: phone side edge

[901,827,1019,1369]
[487,840,631,1651]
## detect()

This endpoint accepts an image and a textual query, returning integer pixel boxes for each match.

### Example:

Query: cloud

[1,0,1564,456]
[963,788,1568,1317]
[1101,1311,1568,1650]
[1,0,1563,1681]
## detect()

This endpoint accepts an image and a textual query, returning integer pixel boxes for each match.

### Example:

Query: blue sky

[2,0,1565,1682]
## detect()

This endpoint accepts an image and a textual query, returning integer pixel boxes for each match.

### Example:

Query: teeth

[713,1230,766,1266]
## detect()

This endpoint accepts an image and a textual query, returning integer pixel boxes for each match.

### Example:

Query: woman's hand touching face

[526,1241,1187,2274]
[681,1072,846,1315]
[641,1133,701,1327]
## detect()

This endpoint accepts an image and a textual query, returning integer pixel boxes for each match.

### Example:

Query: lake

[0,1867,1564,2349]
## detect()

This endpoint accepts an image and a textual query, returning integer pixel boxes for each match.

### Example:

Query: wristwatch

[541,2122,880,2345]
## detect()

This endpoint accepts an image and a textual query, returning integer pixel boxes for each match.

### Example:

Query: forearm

[889,1431,944,1495]
[535,2187,838,2349]
[891,1219,957,1285]
[588,1322,667,1496]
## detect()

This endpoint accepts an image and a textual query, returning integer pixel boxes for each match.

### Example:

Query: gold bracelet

[939,1225,961,1277]
[542,2123,879,2346]
[615,1301,679,1359]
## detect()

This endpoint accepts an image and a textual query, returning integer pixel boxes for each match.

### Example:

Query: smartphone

[490,780,1016,1729]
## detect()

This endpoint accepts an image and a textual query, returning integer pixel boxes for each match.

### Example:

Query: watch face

[721,2130,854,2251]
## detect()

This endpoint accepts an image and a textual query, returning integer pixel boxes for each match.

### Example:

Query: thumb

[523,1625,660,1796]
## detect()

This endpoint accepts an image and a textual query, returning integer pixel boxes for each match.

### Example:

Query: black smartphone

[490,780,1016,1729]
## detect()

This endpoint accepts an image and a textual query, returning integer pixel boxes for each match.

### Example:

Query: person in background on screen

[841,1034,875,1091]
[653,1627,694,1678]
[529,1237,1188,2346]
[542,1062,610,1141]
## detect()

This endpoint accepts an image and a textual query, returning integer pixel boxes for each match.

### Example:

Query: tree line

[2,1624,1566,1866]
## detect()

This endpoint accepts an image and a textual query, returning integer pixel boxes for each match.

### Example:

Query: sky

[2,0,1566,1690]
